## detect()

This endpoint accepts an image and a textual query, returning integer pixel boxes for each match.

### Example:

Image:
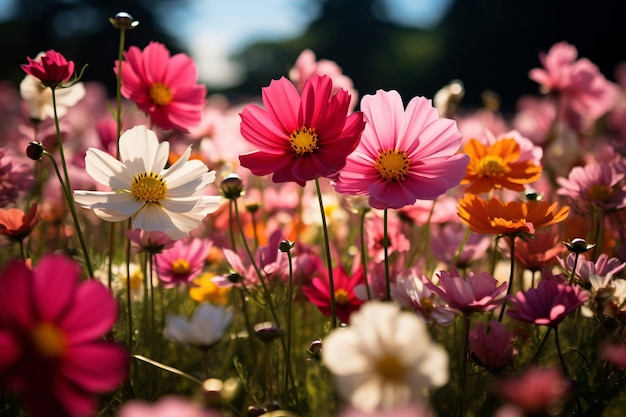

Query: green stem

[554,325,569,376]
[359,209,371,300]
[527,327,552,368]
[569,252,580,285]
[132,355,204,385]
[457,313,471,417]
[125,219,133,352]
[284,249,294,407]
[383,208,391,301]
[498,235,516,321]
[453,227,471,267]
[228,200,237,251]
[315,178,337,328]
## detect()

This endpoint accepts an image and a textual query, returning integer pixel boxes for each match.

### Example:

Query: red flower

[0,255,128,417]
[302,265,364,323]
[116,41,206,132]
[21,50,75,87]
[239,75,365,186]
[0,203,40,241]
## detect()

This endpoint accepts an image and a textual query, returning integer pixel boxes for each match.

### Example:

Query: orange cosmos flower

[461,138,542,194]
[457,194,569,236]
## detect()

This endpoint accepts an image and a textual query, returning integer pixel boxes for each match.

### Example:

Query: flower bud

[278,240,294,253]
[563,238,595,254]
[26,141,44,161]
[220,173,244,200]
[524,188,542,202]
[253,321,284,343]
[109,12,139,30]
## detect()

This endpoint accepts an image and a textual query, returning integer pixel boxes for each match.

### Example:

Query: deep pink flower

[557,162,626,212]
[0,255,128,417]
[424,268,507,313]
[117,395,222,417]
[469,320,517,369]
[559,252,626,284]
[506,279,589,326]
[155,238,212,287]
[239,75,365,186]
[334,90,468,209]
[498,367,570,414]
[529,41,618,122]
[601,343,626,369]
[116,41,206,132]
[21,50,75,87]
[302,265,364,323]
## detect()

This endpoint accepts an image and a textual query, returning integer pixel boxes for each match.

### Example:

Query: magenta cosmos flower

[116,41,206,132]
[557,162,626,212]
[21,49,75,87]
[506,279,589,326]
[0,255,128,417]
[424,268,507,314]
[334,90,469,209]
[155,238,212,288]
[239,75,365,186]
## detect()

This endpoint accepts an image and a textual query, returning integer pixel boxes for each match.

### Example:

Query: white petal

[134,204,188,240]
[160,197,201,214]
[164,316,193,345]
[93,208,131,222]
[119,126,167,174]
[84,148,132,188]
[73,191,142,215]
[164,160,214,190]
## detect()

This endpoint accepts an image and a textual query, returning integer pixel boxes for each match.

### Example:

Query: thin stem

[149,253,156,331]
[554,325,569,376]
[115,27,126,156]
[383,209,391,301]
[359,209,371,300]
[457,313,471,417]
[18,239,26,261]
[498,235,516,322]
[125,219,133,352]
[527,327,552,368]
[315,179,337,328]
[228,200,237,251]
[569,252,581,285]
[251,208,260,250]
[107,223,115,292]
[453,227,471,267]
[284,249,294,407]
[132,355,204,385]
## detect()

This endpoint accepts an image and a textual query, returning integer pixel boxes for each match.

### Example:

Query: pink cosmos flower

[302,265,364,323]
[424,268,507,314]
[21,50,75,87]
[498,367,570,415]
[116,41,206,132]
[529,41,618,123]
[289,49,359,112]
[365,214,410,262]
[506,279,589,326]
[557,162,626,212]
[0,149,34,208]
[601,343,626,369]
[117,395,222,417]
[126,228,176,254]
[0,255,128,417]
[155,238,212,288]
[334,90,468,209]
[559,252,626,284]
[469,320,517,369]
[239,75,365,186]
[509,227,566,272]
[429,222,492,268]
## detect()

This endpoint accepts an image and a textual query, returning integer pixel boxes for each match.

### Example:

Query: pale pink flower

[117,396,222,417]
[335,90,468,209]
[424,268,507,314]
[559,252,626,284]
[557,162,626,212]
[126,228,176,254]
[155,238,212,288]
[366,213,410,262]
[469,320,517,369]
[498,367,570,415]
[397,196,459,225]
[601,343,626,369]
[512,96,556,145]
[0,149,34,208]
[429,222,491,268]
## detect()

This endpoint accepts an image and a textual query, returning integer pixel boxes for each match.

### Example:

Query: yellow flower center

[32,322,66,358]
[420,297,434,314]
[335,288,349,305]
[477,155,510,177]
[131,172,167,203]
[172,259,191,275]
[290,126,319,155]
[587,184,614,203]
[375,149,410,181]
[128,269,144,290]
[149,82,174,106]
[375,352,407,383]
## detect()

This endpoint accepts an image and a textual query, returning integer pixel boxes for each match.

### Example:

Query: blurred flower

[335,90,468,209]
[239,75,364,186]
[469,320,517,369]
[0,149,35,207]
[19,74,85,121]
[557,162,626,212]
[126,228,176,254]
[601,343,626,369]
[322,301,449,412]
[506,279,589,326]
[0,203,40,241]
[457,194,570,236]
[559,252,626,284]
[302,265,364,323]
[73,125,221,239]
[164,303,233,348]
[424,268,507,314]
[21,50,75,87]
[429,221,491,268]
[0,255,128,417]
[461,137,541,194]
[289,48,359,112]
[529,41,618,124]
[497,367,570,415]
[94,262,147,302]
[339,404,434,417]
[117,395,222,417]
[366,214,410,262]
[190,272,231,305]
[155,238,212,288]
[510,227,566,272]
[116,41,206,131]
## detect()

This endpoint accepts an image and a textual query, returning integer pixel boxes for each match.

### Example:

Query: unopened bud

[254,321,283,343]
[563,238,595,254]
[26,141,44,161]
[109,12,139,30]
[220,173,244,200]
[278,240,294,253]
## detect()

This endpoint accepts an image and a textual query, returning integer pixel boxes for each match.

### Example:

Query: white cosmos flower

[322,301,449,413]
[73,125,221,239]
[19,74,86,120]
[164,303,234,348]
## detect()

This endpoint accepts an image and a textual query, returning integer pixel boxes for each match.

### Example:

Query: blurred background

[2,0,626,113]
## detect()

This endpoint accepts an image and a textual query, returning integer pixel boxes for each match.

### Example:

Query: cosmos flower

[19,74,85,121]
[0,203,40,242]
[497,367,571,415]
[155,238,212,288]
[302,265,365,323]
[189,272,231,305]
[73,125,221,239]
[457,194,569,236]
[117,395,223,417]
[322,301,449,412]
[0,255,128,417]
[510,227,566,272]
[0,149,35,208]
[21,50,75,87]
[239,75,365,186]
[116,41,206,131]
[164,303,233,348]
[334,90,468,209]
[557,162,626,212]
[469,320,517,369]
